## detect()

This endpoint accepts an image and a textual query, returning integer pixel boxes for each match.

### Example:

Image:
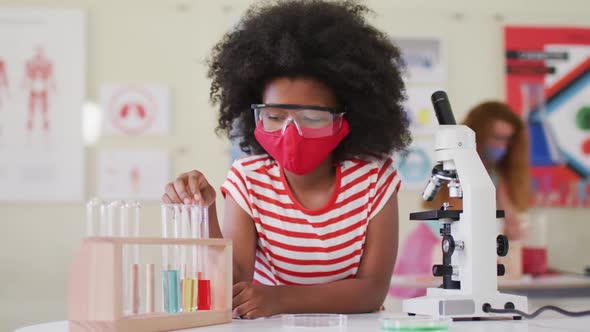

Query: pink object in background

[389,223,439,298]
[522,247,548,276]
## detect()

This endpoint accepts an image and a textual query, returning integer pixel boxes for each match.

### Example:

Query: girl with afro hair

[163,0,411,318]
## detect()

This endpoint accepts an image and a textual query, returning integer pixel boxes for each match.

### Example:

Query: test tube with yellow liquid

[180,205,197,312]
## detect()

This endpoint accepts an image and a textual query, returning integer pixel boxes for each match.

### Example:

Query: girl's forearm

[277,277,389,314]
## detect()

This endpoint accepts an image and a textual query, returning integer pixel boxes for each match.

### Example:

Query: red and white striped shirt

[221,154,401,286]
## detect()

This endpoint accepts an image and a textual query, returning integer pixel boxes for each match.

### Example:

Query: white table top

[391,274,590,290]
[14,312,590,332]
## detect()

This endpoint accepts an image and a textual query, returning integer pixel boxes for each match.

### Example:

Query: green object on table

[380,317,450,332]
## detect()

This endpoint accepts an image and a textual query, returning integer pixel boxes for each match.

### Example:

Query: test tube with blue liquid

[161,204,181,313]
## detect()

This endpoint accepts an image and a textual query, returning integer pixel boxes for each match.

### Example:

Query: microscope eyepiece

[431,91,457,125]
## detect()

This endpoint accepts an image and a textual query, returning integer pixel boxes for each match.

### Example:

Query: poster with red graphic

[0,58,8,109]
[505,26,590,207]
[0,9,85,202]
[98,149,170,200]
[100,84,170,136]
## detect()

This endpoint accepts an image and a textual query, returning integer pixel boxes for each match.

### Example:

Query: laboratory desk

[391,274,590,298]
[14,312,590,332]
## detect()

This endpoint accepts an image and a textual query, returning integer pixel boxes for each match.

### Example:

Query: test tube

[85,198,101,237]
[160,205,169,312]
[173,205,182,312]
[146,263,155,313]
[190,206,201,312]
[99,202,107,236]
[197,206,211,311]
[107,200,124,237]
[181,205,196,312]
[161,204,181,313]
[128,201,140,315]
[120,202,130,315]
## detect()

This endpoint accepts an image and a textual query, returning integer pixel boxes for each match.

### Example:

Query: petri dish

[380,316,451,331]
[282,314,347,329]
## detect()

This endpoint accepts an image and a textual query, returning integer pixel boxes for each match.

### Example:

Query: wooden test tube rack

[68,237,232,332]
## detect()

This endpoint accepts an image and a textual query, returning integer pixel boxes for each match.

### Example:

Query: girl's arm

[232,194,399,318]
[222,196,258,283]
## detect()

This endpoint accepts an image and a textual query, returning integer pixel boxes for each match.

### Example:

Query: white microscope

[402,91,528,320]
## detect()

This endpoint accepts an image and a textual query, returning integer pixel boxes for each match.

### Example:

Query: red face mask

[254,119,351,175]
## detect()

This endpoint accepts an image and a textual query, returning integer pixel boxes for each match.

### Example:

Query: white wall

[1,0,589,330]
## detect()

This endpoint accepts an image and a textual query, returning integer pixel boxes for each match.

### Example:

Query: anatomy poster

[505,26,590,207]
[100,84,170,136]
[0,9,85,202]
[98,149,170,200]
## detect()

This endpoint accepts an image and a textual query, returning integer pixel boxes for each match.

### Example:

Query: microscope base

[403,288,528,320]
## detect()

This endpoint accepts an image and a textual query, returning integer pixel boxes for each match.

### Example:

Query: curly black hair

[208,0,411,161]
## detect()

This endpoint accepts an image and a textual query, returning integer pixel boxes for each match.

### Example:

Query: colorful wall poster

[0,8,85,202]
[404,87,441,136]
[392,36,447,84]
[394,138,436,191]
[505,26,590,207]
[100,84,170,136]
[97,149,170,201]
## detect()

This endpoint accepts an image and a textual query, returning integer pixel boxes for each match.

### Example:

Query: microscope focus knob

[442,235,455,257]
[497,264,506,276]
[432,264,453,277]
[497,235,509,257]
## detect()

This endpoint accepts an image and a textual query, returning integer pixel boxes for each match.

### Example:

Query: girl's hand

[162,170,216,206]
[232,281,283,319]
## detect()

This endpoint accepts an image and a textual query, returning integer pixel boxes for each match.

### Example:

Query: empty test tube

[128,201,141,314]
[107,201,124,237]
[85,198,102,237]
[146,263,155,313]
[99,202,107,236]
[120,202,130,315]
[118,201,140,315]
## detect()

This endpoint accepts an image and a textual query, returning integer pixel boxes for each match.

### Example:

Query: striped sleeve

[220,160,253,217]
[368,156,401,220]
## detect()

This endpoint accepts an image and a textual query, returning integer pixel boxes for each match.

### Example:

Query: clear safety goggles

[251,103,345,138]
